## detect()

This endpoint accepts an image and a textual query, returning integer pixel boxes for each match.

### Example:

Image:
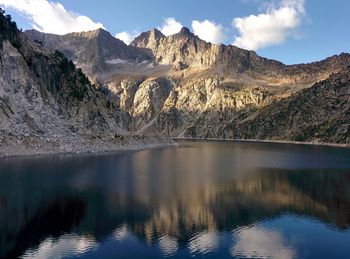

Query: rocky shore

[0,132,173,158]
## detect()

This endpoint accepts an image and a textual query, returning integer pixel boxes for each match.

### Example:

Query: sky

[0,0,349,65]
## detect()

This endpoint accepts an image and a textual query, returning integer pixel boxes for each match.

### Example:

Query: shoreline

[1,135,349,160]
[0,134,175,160]
[172,137,350,149]
[0,142,175,160]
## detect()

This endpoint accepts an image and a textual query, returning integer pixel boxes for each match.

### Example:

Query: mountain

[131,27,350,80]
[25,28,153,81]
[21,25,350,145]
[229,67,350,143]
[131,27,283,72]
[0,11,169,157]
[184,66,350,144]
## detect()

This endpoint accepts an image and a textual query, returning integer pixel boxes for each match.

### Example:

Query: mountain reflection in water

[1,141,350,258]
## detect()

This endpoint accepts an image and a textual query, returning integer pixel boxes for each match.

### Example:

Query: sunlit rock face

[25,26,350,143]
[130,77,173,130]
[0,12,178,157]
[132,27,222,69]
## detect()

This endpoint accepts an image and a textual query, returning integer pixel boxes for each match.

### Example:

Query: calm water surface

[1,141,350,258]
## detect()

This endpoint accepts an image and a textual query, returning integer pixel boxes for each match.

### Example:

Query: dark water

[1,141,350,259]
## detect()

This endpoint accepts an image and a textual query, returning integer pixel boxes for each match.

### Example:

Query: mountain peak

[93,27,107,34]
[85,27,111,38]
[141,28,165,41]
[179,27,191,35]
[170,27,196,40]
[130,28,165,48]
[150,28,164,37]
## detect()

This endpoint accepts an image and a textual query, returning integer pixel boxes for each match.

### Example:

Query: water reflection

[158,235,178,256]
[189,231,219,255]
[22,234,98,259]
[0,141,350,258]
[232,226,295,259]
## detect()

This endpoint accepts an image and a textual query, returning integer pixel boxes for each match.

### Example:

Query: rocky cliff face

[132,27,223,69]
[25,28,153,81]
[23,25,350,145]
[0,12,170,157]
[1,16,123,133]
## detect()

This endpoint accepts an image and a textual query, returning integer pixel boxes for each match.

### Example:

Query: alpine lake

[1,140,350,259]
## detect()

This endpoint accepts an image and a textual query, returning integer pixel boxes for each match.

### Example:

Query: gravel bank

[0,132,174,158]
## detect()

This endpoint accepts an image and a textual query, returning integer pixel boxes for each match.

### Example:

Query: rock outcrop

[0,11,171,157]
[184,68,350,145]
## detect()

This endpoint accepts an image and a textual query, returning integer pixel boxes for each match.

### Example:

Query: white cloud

[232,0,305,50]
[0,0,104,35]
[158,17,183,36]
[192,20,226,44]
[115,31,139,45]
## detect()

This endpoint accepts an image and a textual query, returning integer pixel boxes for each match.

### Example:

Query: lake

[1,140,350,259]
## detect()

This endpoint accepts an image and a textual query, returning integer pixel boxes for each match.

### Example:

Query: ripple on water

[158,235,179,256]
[231,225,296,259]
[22,234,98,259]
[188,231,219,255]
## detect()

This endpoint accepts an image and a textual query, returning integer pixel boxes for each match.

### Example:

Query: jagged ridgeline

[25,22,350,144]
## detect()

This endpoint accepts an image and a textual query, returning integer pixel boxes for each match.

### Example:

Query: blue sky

[1,0,349,65]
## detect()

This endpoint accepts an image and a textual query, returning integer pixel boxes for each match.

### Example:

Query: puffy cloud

[158,17,183,36]
[232,0,305,50]
[192,20,226,44]
[0,0,104,35]
[115,31,139,45]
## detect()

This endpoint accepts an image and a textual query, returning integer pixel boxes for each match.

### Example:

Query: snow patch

[105,58,128,64]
